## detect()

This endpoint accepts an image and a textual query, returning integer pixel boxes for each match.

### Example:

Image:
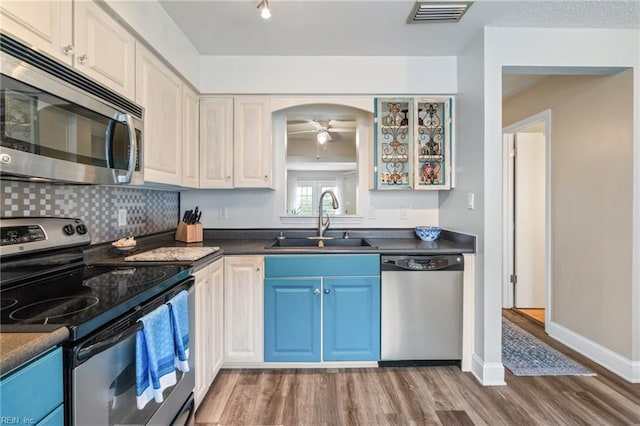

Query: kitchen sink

[266,238,377,249]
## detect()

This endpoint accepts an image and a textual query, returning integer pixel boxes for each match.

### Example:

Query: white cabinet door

[136,43,183,185]
[193,267,210,408]
[224,256,263,363]
[233,97,272,188]
[209,259,225,376]
[73,1,135,99]
[200,97,234,188]
[0,0,73,65]
[182,85,200,188]
[194,259,225,409]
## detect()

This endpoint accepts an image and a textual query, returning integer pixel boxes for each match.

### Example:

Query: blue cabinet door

[264,277,321,362]
[323,276,380,361]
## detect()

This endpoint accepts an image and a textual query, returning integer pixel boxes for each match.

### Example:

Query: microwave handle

[119,113,137,183]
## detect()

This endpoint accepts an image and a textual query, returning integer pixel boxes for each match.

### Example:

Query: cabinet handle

[225,176,231,181]
[313,289,320,295]
[256,267,261,272]
[264,175,268,181]
[78,54,88,64]
[62,44,74,56]
[324,288,331,295]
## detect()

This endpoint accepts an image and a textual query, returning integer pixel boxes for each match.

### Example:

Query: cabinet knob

[256,267,261,272]
[313,289,320,295]
[225,176,231,181]
[62,44,74,56]
[264,175,268,181]
[324,288,331,295]
[78,54,88,64]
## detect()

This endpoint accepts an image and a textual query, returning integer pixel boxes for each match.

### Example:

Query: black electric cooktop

[0,264,190,340]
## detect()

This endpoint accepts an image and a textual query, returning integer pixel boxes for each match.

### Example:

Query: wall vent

[407,1,473,24]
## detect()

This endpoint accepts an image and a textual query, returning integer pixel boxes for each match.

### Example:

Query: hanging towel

[135,304,177,409]
[168,290,190,372]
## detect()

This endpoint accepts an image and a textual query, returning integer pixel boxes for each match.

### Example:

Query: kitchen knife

[183,209,192,224]
[195,211,202,223]
[191,207,199,224]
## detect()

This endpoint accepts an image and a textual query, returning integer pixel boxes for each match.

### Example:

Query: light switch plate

[467,193,475,210]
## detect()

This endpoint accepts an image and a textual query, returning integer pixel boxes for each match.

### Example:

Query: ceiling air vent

[407,1,473,24]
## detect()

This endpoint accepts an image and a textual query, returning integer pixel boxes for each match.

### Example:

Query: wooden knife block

[175,222,203,243]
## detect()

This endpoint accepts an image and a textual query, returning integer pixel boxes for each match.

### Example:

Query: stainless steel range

[0,217,196,425]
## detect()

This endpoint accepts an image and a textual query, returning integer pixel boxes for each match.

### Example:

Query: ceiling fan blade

[327,128,356,133]
[287,130,317,135]
[329,120,356,128]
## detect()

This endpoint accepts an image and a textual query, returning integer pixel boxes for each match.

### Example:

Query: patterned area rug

[502,318,596,376]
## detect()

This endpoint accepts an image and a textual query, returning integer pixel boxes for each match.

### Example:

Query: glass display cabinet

[374,96,453,190]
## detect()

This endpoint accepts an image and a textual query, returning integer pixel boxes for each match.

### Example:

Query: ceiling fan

[287,119,356,143]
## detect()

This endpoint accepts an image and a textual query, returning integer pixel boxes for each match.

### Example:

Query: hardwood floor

[513,308,545,325]
[196,311,640,425]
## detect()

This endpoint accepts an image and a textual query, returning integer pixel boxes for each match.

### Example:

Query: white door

[513,130,546,308]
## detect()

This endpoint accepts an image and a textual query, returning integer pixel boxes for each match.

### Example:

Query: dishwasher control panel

[381,255,464,271]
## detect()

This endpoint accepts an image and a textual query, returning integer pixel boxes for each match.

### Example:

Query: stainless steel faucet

[318,190,339,238]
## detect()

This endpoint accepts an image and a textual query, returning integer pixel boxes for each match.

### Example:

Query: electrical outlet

[219,207,228,219]
[400,206,409,220]
[118,209,127,226]
[368,206,376,219]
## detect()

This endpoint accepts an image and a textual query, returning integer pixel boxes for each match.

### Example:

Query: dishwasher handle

[381,255,464,271]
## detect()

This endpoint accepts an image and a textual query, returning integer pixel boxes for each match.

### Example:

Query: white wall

[484,27,640,382]
[440,32,506,385]
[104,0,200,86]
[199,56,457,94]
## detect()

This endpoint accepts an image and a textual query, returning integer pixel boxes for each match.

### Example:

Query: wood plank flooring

[513,308,545,325]
[196,311,640,425]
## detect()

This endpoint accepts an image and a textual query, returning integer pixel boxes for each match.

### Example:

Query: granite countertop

[87,228,475,266]
[0,327,69,375]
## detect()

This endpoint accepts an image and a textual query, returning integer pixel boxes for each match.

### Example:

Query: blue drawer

[0,348,63,424]
[265,254,380,277]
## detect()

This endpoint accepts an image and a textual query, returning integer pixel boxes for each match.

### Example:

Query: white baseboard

[471,353,506,386]
[547,320,640,383]
[223,361,379,369]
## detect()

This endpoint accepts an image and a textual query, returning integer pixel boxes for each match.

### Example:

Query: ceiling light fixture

[257,0,271,19]
[316,130,330,144]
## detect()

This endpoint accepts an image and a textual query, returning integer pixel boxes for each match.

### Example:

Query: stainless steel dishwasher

[380,255,464,365]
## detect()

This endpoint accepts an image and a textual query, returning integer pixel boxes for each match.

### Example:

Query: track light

[257,0,271,19]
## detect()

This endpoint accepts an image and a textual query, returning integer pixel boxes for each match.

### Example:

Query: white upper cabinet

[234,96,272,188]
[136,43,183,186]
[73,1,135,99]
[199,96,272,189]
[182,85,200,188]
[1,1,134,99]
[0,0,73,66]
[200,97,234,188]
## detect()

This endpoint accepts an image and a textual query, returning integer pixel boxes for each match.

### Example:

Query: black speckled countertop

[88,227,475,266]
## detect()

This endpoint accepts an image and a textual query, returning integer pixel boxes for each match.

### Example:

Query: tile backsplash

[1,181,179,244]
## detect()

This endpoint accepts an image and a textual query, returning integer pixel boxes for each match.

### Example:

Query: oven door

[71,285,195,426]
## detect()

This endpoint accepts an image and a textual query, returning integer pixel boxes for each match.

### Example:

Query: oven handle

[77,322,142,362]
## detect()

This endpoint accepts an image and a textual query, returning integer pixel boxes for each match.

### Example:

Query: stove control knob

[62,224,76,235]
[76,224,88,235]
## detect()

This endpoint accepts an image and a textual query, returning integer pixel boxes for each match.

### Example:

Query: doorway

[503,110,551,327]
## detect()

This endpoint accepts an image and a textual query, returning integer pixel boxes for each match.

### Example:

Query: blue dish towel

[168,290,190,372]
[136,304,177,409]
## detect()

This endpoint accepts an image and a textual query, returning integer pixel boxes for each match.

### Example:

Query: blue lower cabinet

[323,277,380,361]
[264,277,322,362]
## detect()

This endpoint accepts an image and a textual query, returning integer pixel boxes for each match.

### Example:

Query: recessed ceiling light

[407,1,473,24]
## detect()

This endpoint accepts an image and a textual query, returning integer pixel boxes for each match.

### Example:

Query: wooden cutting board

[124,247,219,262]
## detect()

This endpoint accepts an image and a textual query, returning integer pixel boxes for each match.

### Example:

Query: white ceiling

[158,0,640,57]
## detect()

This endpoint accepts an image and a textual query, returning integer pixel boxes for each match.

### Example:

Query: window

[290,179,341,216]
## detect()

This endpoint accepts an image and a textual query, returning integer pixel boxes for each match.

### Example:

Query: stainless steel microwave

[0,34,143,185]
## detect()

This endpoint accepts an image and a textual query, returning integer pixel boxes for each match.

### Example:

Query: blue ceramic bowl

[415,226,441,242]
